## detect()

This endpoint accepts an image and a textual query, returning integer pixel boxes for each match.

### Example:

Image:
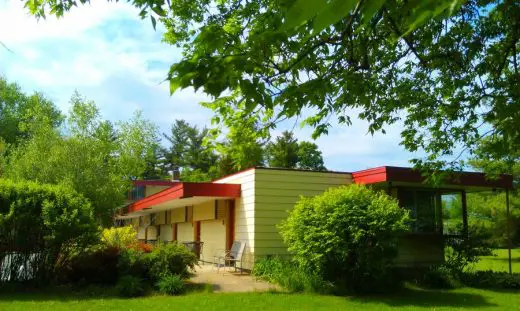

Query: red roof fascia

[352,166,388,184]
[352,166,513,189]
[132,180,180,187]
[127,182,241,213]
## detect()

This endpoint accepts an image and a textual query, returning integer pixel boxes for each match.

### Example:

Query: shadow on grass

[0,281,219,303]
[351,286,497,309]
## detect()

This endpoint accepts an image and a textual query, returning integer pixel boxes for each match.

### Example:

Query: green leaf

[283,0,327,30]
[360,0,386,27]
[313,0,358,34]
[151,15,157,30]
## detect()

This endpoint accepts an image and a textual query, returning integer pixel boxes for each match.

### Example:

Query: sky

[0,0,418,172]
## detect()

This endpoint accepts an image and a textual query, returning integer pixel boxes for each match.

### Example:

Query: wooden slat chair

[213,241,246,273]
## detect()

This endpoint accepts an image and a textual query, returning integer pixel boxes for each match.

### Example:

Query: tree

[162,119,219,181]
[5,93,159,224]
[297,141,326,171]
[25,0,518,174]
[0,76,62,145]
[266,131,299,168]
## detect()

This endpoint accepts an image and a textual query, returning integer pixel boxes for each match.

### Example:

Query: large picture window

[400,189,441,233]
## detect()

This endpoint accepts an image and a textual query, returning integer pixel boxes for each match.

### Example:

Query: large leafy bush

[156,274,185,295]
[0,179,98,283]
[279,185,410,292]
[101,226,138,249]
[145,242,197,281]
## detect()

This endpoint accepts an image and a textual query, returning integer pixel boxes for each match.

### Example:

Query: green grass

[0,285,518,311]
[474,249,520,272]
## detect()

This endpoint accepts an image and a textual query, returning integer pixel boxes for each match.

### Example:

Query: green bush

[118,248,149,280]
[156,274,185,295]
[421,265,460,289]
[55,246,120,285]
[279,185,410,293]
[116,275,145,297]
[253,257,332,293]
[101,226,138,249]
[0,179,98,283]
[461,270,520,290]
[145,242,197,281]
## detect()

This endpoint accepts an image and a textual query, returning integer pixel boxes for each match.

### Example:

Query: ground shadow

[351,286,497,309]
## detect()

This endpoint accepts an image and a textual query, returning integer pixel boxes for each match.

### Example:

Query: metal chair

[213,241,246,273]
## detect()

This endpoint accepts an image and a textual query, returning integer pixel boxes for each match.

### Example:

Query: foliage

[0,178,98,283]
[461,270,520,290]
[162,119,219,181]
[101,226,138,249]
[297,141,326,171]
[155,274,185,295]
[144,242,197,281]
[279,185,410,292]
[55,246,120,285]
[265,131,326,170]
[116,275,145,297]
[266,131,300,168]
[444,226,494,275]
[117,248,149,279]
[0,76,62,146]
[252,257,332,293]
[421,265,460,289]
[4,92,159,224]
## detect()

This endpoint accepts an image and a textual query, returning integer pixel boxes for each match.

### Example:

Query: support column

[461,190,468,237]
[506,188,512,275]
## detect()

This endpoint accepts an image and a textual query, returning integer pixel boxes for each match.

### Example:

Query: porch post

[506,188,512,274]
[461,190,468,237]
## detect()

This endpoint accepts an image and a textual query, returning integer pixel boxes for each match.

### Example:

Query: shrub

[0,179,98,284]
[101,226,138,249]
[444,225,494,275]
[156,274,185,295]
[117,248,149,280]
[55,246,120,285]
[461,270,520,290]
[279,185,410,293]
[145,242,197,281]
[253,257,332,293]
[421,265,460,289]
[116,275,145,297]
[130,241,153,253]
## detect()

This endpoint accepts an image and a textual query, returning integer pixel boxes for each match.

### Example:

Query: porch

[117,182,241,264]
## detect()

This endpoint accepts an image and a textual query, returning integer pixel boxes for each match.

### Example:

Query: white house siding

[214,169,256,269]
[253,169,353,259]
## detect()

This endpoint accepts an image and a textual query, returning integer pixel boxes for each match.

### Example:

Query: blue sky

[0,1,417,172]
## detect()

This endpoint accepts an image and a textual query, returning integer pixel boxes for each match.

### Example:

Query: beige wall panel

[159,224,173,242]
[177,222,193,242]
[193,201,216,221]
[200,219,226,262]
[170,208,186,223]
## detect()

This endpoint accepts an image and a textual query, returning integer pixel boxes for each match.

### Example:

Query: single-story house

[115,166,513,270]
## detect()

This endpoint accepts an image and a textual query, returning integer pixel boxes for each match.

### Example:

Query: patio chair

[213,241,246,273]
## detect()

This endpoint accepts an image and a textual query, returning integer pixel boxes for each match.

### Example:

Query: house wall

[253,168,353,259]
[214,169,256,269]
[145,185,171,197]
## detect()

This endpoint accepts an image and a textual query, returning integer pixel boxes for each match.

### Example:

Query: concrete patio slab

[189,263,278,293]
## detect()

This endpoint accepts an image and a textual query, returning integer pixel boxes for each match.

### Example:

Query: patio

[189,263,278,293]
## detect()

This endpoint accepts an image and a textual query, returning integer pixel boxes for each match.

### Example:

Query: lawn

[474,249,520,273]
[0,285,518,311]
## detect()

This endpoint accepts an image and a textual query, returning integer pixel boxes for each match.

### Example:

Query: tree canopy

[24,0,519,173]
[3,91,159,224]
[266,131,326,170]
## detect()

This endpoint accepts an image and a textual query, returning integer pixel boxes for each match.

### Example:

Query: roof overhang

[352,166,513,191]
[118,182,241,218]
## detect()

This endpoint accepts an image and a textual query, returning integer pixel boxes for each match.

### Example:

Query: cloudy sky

[0,1,418,172]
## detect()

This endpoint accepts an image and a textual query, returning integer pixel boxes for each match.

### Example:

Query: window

[400,189,441,233]
[129,185,145,200]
